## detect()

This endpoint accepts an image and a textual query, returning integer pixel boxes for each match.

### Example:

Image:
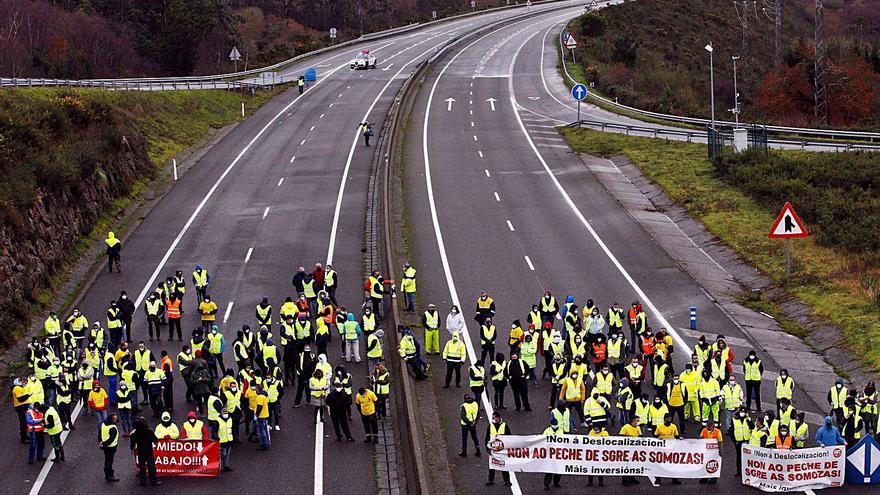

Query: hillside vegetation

[568,0,880,129]
[561,129,880,371]
[0,87,278,347]
[1,0,518,78]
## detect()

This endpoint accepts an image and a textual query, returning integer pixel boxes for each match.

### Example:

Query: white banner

[741,444,846,492]
[488,434,721,478]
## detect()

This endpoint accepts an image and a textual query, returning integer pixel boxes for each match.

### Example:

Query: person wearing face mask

[791,412,809,448]
[624,357,645,398]
[421,304,441,355]
[469,361,486,399]
[218,409,234,471]
[485,411,512,486]
[539,291,558,327]
[841,403,864,447]
[666,373,687,434]
[129,416,162,487]
[100,412,120,482]
[815,415,845,447]
[587,423,609,486]
[181,410,208,439]
[721,375,744,431]
[222,380,242,443]
[699,420,723,484]
[156,412,180,439]
[505,352,531,411]
[584,308,605,345]
[478,317,496,366]
[144,361,166,417]
[144,293,163,342]
[742,350,763,412]
[521,334,538,386]
[827,378,848,427]
[88,380,109,431]
[618,415,642,486]
[132,342,152,405]
[606,332,628,379]
[699,370,721,427]
[654,414,682,485]
[646,396,668,435]
[585,390,611,430]
[606,302,624,336]
[361,307,376,338]
[508,320,524,356]
[616,379,634,425]
[357,387,380,443]
[475,291,496,326]
[459,394,481,457]
[775,369,794,414]
[558,369,585,431]
[861,381,878,437]
[681,364,700,425]
[443,332,467,388]
[198,294,218,333]
[490,353,508,410]
[116,382,133,436]
[549,354,569,409]
[731,407,753,474]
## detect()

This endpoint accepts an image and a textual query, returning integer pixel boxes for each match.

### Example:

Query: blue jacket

[560,295,575,319]
[814,417,845,446]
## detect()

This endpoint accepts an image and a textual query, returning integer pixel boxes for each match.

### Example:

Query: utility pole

[775,0,782,66]
[732,56,741,126]
[705,43,716,129]
[814,0,828,124]
[733,0,753,59]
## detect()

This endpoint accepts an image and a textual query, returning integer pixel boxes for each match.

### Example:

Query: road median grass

[559,128,880,373]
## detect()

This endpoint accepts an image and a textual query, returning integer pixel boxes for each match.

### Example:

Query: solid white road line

[263,206,270,219]
[290,155,296,163]
[326,36,456,266]
[420,14,577,495]
[29,42,362,495]
[223,301,234,323]
[524,255,535,270]
[506,220,515,231]
[245,247,254,262]
[494,192,500,202]
[300,139,307,146]
[507,23,689,353]
[320,113,325,119]
[310,125,316,131]
[278,178,284,187]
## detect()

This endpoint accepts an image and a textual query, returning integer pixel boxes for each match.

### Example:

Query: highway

[0,3,585,494]
[402,4,860,494]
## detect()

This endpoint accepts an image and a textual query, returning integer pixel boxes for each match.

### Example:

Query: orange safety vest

[26,410,45,432]
[322,305,335,325]
[592,343,607,362]
[775,435,792,450]
[161,355,174,372]
[628,308,638,325]
[641,336,655,356]
[166,299,181,319]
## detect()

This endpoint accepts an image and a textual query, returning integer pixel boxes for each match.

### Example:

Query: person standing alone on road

[104,232,121,273]
[130,416,162,487]
[100,413,120,482]
[359,122,373,147]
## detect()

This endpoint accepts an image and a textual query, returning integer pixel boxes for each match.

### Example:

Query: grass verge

[559,128,880,373]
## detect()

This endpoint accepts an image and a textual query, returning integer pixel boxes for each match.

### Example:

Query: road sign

[571,83,588,101]
[768,202,808,238]
[847,436,880,484]
[432,10,437,19]
[229,46,241,61]
[565,35,579,49]
[471,0,476,9]
[330,27,337,38]
[561,32,571,43]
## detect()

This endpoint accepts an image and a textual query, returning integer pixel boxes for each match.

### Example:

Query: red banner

[135,439,221,477]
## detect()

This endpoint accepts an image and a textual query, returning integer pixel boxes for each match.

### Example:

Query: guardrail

[0,78,267,91]
[570,119,880,151]
[0,0,571,90]
[557,20,880,142]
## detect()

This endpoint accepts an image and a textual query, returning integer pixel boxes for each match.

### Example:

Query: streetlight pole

[732,55,740,127]
[705,43,715,130]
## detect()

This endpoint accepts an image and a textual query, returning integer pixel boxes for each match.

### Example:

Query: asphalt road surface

[403,5,861,494]
[0,3,586,494]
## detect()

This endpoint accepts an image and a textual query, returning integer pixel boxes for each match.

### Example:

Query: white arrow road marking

[486,97,497,111]
[381,63,395,71]
[444,97,456,111]
[527,96,541,100]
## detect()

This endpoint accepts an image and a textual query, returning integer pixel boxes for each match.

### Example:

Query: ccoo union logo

[705,460,719,474]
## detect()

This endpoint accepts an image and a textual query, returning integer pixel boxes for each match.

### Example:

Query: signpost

[767,202,808,280]
[330,27,337,45]
[229,46,241,72]
[564,33,579,62]
[571,83,588,126]
[471,0,476,11]
[432,10,437,19]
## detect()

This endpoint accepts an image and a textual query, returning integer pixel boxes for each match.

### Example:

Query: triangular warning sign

[768,202,808,238]
[565,35,578,49]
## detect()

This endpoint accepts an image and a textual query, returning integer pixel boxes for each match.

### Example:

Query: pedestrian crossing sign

[768,202,808,239]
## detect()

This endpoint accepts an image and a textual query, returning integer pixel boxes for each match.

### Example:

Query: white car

[350,50,377,70]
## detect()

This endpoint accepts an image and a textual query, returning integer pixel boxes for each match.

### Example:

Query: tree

[579,12,606,38]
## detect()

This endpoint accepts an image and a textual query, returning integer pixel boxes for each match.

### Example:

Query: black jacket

[129,420,157,453]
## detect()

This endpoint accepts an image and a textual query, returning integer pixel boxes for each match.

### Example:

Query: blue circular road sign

[571,83,588,101]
